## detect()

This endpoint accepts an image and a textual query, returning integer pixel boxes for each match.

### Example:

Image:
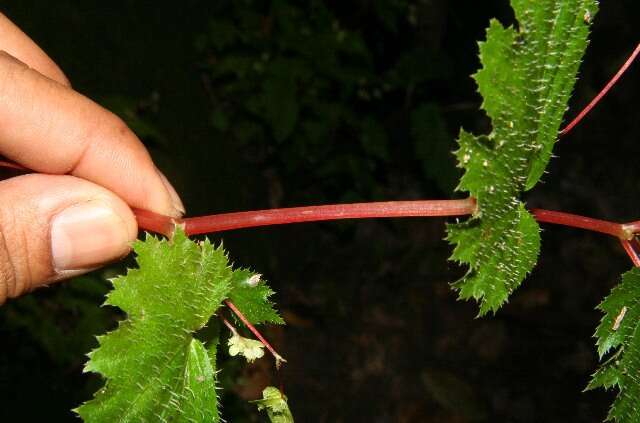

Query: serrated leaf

[76,229,232,422]
[447,0,597,315]
[253,386,294,423]
[228,269,284,325]
[448,202,540,315]
[587,268,640,422]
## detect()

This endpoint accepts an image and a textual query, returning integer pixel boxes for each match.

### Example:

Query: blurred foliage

[2,275,111,367]
[0,272,115,421]
[196,0,457,202]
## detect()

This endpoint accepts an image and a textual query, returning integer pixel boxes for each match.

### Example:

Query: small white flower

[228,333,265,362]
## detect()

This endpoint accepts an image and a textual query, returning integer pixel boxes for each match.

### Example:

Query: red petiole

[559,42,640,137]
[531,209,629,239]
[620,239,640,268]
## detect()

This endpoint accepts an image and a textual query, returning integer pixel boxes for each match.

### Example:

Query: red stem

[0,158,630,243]
[132,202,640,243]
[531,208,629,239]
[560,42,640,136]
[182,198,477,235]
[620,239,640,267]
[132,208,176,237]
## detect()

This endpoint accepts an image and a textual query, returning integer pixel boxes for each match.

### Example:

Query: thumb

[0,174,137,303]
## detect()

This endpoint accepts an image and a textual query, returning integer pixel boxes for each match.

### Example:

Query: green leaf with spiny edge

[447,0,597,315]
[448,202,540,316]
[228,269,284,325]
[587,268,640,422]
[76,228,232,422]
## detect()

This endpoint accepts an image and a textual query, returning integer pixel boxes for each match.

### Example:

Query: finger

[0,12,70,86]
[0,52,184,217]
[0,173,138,304]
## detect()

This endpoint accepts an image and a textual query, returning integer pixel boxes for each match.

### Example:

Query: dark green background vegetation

[1,1,639,421]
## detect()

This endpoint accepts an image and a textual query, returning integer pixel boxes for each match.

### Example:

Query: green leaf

[587,268,640,422]
[253,386,295,423]
[76,229,232,422]
[447,0,597,315]
[448,202,540,316]
[228,269,284,325]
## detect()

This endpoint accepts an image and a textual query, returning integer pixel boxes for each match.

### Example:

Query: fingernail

[157,169,186,217]
[51,200,131,271]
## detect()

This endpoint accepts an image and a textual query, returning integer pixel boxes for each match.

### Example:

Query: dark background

[1,1,639,421]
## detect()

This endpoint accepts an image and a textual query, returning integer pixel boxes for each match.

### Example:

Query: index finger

[0,12,70,86]
[0,52,184,217]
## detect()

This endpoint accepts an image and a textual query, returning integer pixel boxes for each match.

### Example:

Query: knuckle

[0,206,32,302]
[0,229,13,304]
[0,219,18,302]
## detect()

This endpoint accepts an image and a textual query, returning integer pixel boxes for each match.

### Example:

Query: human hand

[0,13,185,303]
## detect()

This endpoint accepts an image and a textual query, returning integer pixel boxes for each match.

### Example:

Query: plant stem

[530,208,629,239]
[132,208,177,237]
[620,239,640,268]
[560,42,640,136]
[132,200,640,243]
[2,158,639,244]
[181,198,477,235]
[224,299,286,368]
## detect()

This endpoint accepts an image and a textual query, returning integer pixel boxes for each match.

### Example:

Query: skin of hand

[0,12,185,304]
